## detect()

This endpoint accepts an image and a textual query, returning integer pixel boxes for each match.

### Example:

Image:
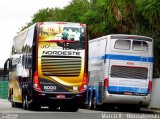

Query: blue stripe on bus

[108,86,148,94]
[90,54,154,62]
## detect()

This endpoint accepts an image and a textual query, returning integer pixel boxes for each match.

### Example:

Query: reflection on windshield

[39,24,85,50]
[59,27,83,41]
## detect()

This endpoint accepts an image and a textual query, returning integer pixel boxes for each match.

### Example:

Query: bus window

[114,40,131,50]
[132,41,148,51]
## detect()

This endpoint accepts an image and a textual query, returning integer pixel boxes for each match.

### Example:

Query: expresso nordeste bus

[4,22,88,111]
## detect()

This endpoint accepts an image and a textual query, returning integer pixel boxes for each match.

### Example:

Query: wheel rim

[93,96,97,110]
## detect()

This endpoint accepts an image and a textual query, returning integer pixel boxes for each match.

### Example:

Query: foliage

[21,0,160,77]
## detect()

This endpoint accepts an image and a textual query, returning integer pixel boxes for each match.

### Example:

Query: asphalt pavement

[0,98,159,119]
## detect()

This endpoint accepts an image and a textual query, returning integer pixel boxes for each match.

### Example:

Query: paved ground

[0,99,159,119]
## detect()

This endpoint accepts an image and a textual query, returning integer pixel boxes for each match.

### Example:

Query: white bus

[87,34,153,110]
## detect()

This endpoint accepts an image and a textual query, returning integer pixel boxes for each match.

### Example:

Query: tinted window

[14,31,27,53]
[115,40,131,50]
[39,23,86,50]
[133,41,148,51]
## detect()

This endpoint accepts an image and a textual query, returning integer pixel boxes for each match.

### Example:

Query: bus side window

[23,27,34,69]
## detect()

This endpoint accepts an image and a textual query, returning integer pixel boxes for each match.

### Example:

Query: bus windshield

[38,22,85,49]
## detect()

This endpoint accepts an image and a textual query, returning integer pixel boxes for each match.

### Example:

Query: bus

[86,34,153,110]
[4,22,88,111]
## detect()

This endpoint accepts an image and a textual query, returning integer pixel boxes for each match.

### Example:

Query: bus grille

[41,56,81,76]
[111,65,148,79]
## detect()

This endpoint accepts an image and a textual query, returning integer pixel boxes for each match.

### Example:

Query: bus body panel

[38,42,85,93]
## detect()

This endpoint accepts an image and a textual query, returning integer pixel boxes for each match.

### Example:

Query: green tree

[61,0,90,22]
[20,0,160,77]
[136,0,160,77]
[21,0,89,31]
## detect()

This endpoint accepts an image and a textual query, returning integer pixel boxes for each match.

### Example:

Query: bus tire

[11,96,15,108]
[25,95,33,110]
[27,103,32,110]
[26,101,34,110]
[88,95,93,110]
[27,102,41,111]
[93,94,98,110]
[23,95,27,110]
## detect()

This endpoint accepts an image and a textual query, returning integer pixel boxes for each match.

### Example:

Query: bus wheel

[27,102,41,111]
[25,95,33,110]
[11,96,15,108]
[26,100,33,110]
[23,95,27,110]
[93,95,98,110]
[88,95,93,110]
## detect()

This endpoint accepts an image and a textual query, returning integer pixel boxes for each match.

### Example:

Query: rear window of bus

[132,41,148,51]
[114,39,148,52]
[114,40,131,50]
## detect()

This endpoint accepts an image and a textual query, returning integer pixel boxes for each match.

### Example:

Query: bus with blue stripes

[86,34,153,110]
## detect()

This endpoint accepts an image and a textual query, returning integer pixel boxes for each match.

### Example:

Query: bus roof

[37,22,86,27]
[89,34,153,43]
[109,34,152,42]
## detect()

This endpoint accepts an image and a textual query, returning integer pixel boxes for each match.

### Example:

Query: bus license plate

[124,92,132,95]
[56,94,65,99]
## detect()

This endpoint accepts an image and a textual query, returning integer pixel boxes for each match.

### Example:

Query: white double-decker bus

[87,34,153,110]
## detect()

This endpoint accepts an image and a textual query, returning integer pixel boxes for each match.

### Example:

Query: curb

[141,108,160,114]
[0,98,8,102]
